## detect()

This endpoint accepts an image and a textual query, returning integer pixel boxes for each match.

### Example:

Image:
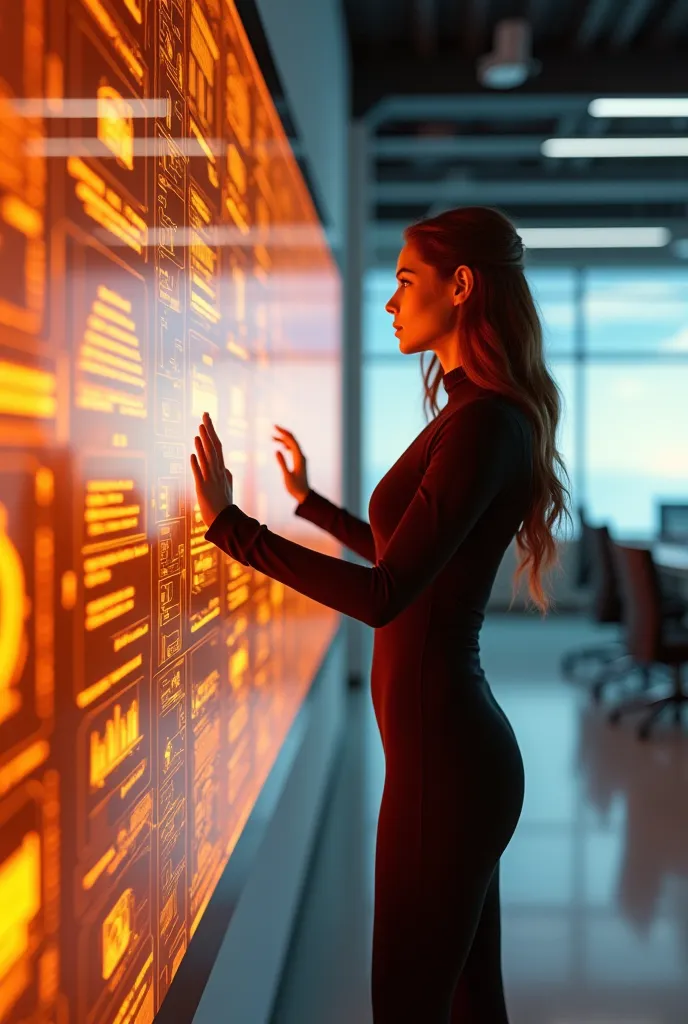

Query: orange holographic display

[0,0,342,1020]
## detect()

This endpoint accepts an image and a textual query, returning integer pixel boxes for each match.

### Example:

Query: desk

[614,537,688,576]
[653,542,688,577]
[613,539,688,600]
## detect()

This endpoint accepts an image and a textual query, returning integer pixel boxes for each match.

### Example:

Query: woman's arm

[203,398,520,629]
[294,488,376,563]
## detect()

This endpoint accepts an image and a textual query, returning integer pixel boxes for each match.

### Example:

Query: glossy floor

[270,614,688,1024]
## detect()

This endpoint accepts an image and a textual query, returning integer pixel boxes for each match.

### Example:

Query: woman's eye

[399,279,410,288]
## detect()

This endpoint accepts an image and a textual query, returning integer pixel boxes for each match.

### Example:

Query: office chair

[561,520,683,704]
[560,521,640,700]
[607,544,688,741]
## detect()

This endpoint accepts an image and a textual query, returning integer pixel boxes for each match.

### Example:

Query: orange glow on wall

[0,0,342,1020]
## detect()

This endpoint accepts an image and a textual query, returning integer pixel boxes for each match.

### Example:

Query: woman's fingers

[190,452,203,486]
[198,423,213,459]
[273,425,299,454]
[194,435,209,479]
[200,414,228,481]
[199,423,221,474]
[203,413,223,458]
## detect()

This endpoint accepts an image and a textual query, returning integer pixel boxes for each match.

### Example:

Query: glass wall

[362,265,688,539]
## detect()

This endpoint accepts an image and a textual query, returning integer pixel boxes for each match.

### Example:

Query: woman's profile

[191,205,573,1023]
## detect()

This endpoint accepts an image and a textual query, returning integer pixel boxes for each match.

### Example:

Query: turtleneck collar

[441,364,468,397]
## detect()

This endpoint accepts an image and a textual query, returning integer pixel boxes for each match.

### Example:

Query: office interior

[0,0,687,1023]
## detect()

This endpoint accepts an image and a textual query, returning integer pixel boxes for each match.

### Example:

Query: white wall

[254,0,350,256]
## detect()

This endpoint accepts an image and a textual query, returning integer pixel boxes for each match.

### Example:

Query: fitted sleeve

[293,488,376,563]
[205,398,520,628]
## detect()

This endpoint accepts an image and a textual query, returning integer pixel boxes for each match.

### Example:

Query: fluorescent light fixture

[519,227,670,248]
[589,98,688,118]
[542,137,688,158]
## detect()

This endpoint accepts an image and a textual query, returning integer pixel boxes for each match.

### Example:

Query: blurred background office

[247,2,688,1023]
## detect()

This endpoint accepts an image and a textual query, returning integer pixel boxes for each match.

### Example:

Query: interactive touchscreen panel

[0,1,342,1020]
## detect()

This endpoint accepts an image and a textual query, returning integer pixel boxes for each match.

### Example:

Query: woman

[191,205,573,1023]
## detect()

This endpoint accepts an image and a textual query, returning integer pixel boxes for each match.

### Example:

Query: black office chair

[561,520,686,701]
[560,521,640,699]
[607,544,688,740]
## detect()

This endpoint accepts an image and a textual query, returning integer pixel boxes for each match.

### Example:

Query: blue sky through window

[362,265,688,538]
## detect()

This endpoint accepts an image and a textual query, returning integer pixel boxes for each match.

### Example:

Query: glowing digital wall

[0,0,343,1020]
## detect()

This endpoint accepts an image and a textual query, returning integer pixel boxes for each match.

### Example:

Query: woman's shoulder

[430,392,530,467]
[439,389,524,429]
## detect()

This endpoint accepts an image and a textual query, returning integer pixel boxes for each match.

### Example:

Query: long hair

[404,205,573,616]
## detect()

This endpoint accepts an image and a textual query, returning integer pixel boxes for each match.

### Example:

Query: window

[361,264,688,542]
[584,361,688,535]
[363,268,401,358]
[362,361,433,511]
[548,361,579,539]
[526,268,577,356]
[584,268,688,355]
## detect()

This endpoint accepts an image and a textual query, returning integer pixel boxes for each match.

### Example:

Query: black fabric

[206,364,533,1022]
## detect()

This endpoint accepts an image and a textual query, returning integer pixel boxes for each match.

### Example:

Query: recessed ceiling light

[520,227,670,248]
[589,98,688,118]
[542,137,688,158]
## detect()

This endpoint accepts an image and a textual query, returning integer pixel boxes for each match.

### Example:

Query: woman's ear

[452,265,474,306]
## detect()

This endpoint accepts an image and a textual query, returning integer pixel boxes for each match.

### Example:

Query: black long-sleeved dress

[206,364,532,1022]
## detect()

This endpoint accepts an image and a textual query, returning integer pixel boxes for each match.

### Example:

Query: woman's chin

[398,336,420,353]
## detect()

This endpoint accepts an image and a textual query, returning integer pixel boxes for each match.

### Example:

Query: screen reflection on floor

[0,1,342,1020]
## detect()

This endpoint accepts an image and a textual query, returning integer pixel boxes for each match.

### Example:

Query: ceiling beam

[374,179,688,205]
[374,135,547,159]
[355,54,688,120]
[370,94,588,126]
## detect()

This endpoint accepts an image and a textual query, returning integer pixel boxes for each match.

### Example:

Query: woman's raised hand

[272,424,310,504]
[190,412,234,528]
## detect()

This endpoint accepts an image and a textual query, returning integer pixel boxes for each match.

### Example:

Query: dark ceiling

[344,0,688,61]
[341,0,688,265]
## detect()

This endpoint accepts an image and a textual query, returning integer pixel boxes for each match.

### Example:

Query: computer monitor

[658,502,688,543]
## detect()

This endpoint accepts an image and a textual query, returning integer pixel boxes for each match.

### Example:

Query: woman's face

[384,241,473,364]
